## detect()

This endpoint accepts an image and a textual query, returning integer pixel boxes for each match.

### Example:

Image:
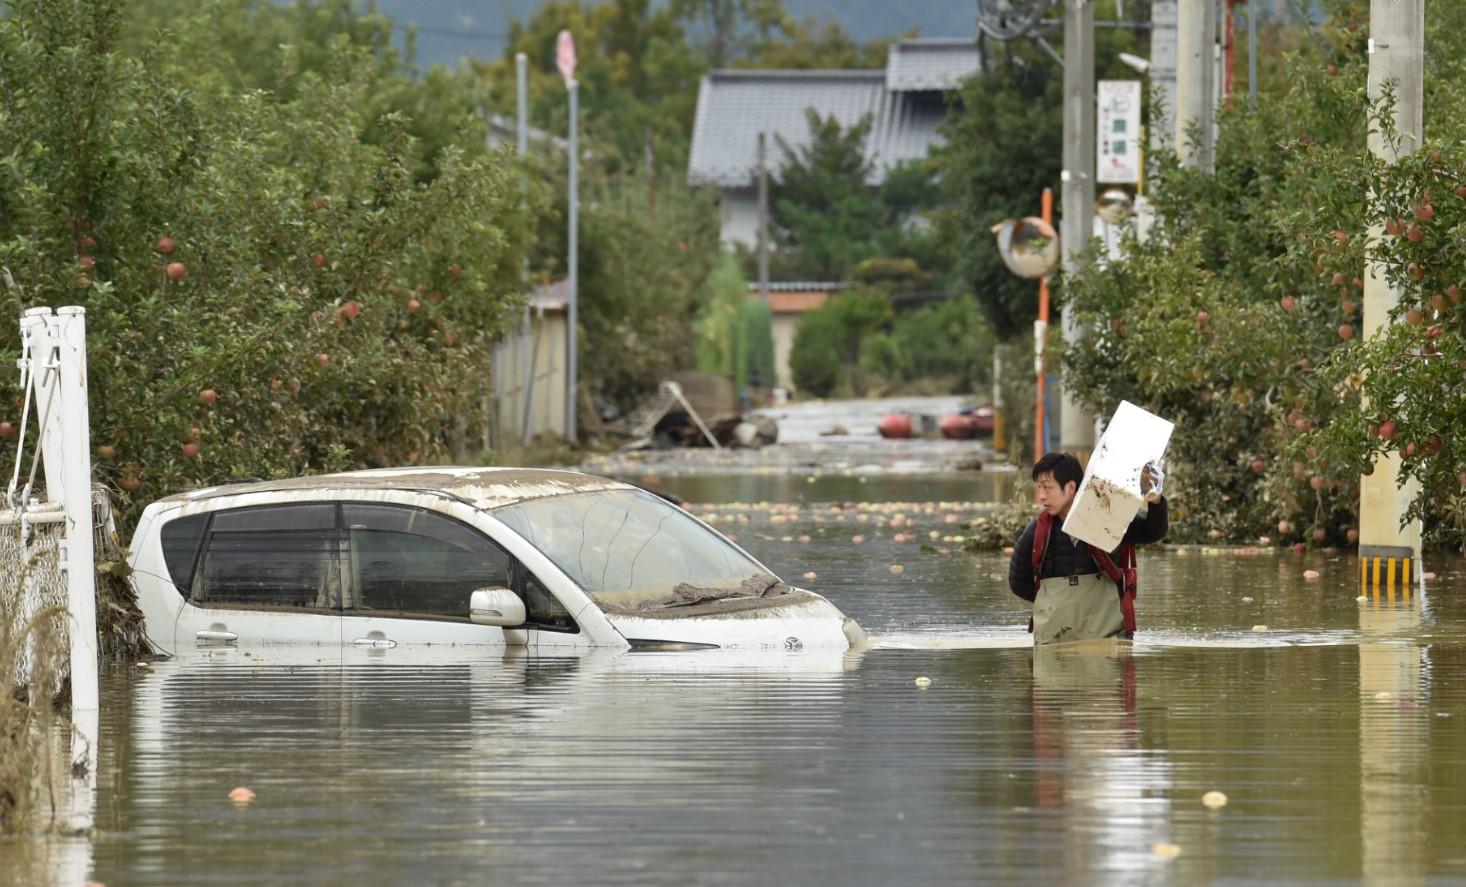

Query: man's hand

[1141,460,1166,503]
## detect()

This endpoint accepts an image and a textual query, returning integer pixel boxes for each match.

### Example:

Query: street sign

[1097,80,1142,184]
[556,30,576,87]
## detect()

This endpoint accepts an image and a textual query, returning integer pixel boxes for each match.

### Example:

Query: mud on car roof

[155,466,636,511]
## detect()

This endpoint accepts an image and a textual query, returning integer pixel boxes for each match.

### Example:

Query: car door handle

[352,637,397,649]
[195,630,238,643]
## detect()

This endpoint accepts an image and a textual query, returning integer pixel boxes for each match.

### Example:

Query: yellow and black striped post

[1359,544,1415,600]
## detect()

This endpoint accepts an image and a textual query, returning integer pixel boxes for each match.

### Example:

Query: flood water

[10,397,1466,885]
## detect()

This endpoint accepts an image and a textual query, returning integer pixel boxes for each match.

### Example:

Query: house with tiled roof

[688,38,981,248]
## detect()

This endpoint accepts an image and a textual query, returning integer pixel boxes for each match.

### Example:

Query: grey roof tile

[885,38,983,92]
[688,70,948,189]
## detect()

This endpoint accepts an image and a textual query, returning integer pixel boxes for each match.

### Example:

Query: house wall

[492,312,568,444]
[719,188,759,249]
[771,312,801,392]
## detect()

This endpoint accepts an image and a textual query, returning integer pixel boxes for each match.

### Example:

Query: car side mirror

[469,587,525,627]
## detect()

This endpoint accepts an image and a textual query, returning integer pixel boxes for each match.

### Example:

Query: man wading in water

[1008,452,1168,645]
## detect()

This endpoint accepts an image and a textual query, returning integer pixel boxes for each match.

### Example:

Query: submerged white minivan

[129,467,865,655]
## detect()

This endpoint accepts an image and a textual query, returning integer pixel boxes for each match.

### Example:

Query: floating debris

[229,787,256,806]
[798,535,811,543]
[1241,596,1254,603]
[1374,691,1394,702]
[889,564,905,574]
[1251,625,1269,632]
[914,676,932,688]
[1356,595,1368,602]
[1151,842,1182,860]
[802,571,817,581]
[1424,571,1437,580]
[1201,790,1229,809]
[1303,570,1321,580]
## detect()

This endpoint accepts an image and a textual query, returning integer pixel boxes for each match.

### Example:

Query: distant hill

[372,0,1320,71]
[372,0,974,69]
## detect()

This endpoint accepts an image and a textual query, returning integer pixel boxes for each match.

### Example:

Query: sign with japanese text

[1097,80,1141,184]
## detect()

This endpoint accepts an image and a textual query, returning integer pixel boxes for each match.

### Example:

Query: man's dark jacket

[1007,498,1169,602]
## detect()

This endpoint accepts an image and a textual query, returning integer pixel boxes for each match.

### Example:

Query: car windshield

[493,488,778,611]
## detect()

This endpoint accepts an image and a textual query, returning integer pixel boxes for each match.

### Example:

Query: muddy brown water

[8,455,1466,885]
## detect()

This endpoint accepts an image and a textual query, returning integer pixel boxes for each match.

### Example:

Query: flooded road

[11,397,1466,885]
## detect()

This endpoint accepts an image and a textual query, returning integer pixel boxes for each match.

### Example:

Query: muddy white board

[1062,400,1174,551]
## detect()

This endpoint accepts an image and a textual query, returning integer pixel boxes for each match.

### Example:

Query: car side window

[194,504,339,609]
[343,504,512,619]
[160,512,210,595]
[518,563,578,633]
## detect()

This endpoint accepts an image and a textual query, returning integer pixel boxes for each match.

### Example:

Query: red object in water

[878,413,913,439]
[939,406,997,440]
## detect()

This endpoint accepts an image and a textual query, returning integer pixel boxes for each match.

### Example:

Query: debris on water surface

[1399,699,1420,710]
[1151,842,1182,860]
[1424,571,1437,580]
[1374,691,1394,702]
[229,787,256,806]
[1357,595,1368,602]
[851,534,865,543]
[1241,596,1254,603]
[1251,625,1268,632]
[889,564,905,574]
[798,535,811,543]
[802,571,817,581]
[914,676,932,688]
[1303,570,1320,580]
[1201,791,1228,809]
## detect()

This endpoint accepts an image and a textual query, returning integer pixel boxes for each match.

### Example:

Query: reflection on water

[13,457,1466,885]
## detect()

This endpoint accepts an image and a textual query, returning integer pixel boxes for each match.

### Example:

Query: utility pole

[756,131,770,304]
[1175,0,1216,170]
[517,53,537,447]
[566,79,579,443]
[1359,0,1424,588]
[1150,0,1178,150]
[1059,0,1095,462]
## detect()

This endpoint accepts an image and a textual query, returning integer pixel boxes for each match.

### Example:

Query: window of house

[343,504,512,619]
[194,504,339,609]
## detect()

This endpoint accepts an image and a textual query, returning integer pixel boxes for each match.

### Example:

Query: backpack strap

[1087,542,1138,637]
[1026,513,1055,634]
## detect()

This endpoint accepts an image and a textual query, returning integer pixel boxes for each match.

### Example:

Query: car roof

[155,466,637,511]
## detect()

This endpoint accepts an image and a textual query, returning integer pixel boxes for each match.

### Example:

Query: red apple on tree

[166,261,187,280]
[1346,528,1359,544]
[156,236,175,254]
[0,421,15,439]
[1250,458,1266,474]
[1333,229,1347,244]
[119,476,141,493]
[199,388,217,405]
[338,301,361,320]
[78,256,96,271]
[97,444,116,460]
[1195,310,1210,330]
[1378,420,1397,440]
[1416,203,1435,221]
[1338,324,1355,340]
[313,253,326,268]
[1280,295,1297,311]
[407,298,421,312]
[1313,528,1327,543]
[1278,520,1294,535]
[1407,224,1424,242]
[315,352,330,368]
[181,442,200,459]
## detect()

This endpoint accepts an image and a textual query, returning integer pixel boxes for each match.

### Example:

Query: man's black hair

[1032,452,1083,490]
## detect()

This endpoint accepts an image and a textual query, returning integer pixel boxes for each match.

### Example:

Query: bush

[0,0,530,534]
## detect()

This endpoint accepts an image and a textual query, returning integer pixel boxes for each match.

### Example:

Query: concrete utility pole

[1175,0,1216,170]
[1359,0,1424,587]
[566,80,579,443]
[756,131,770,304]
[1150,0,1178,150]
[1059,0,1095,461]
